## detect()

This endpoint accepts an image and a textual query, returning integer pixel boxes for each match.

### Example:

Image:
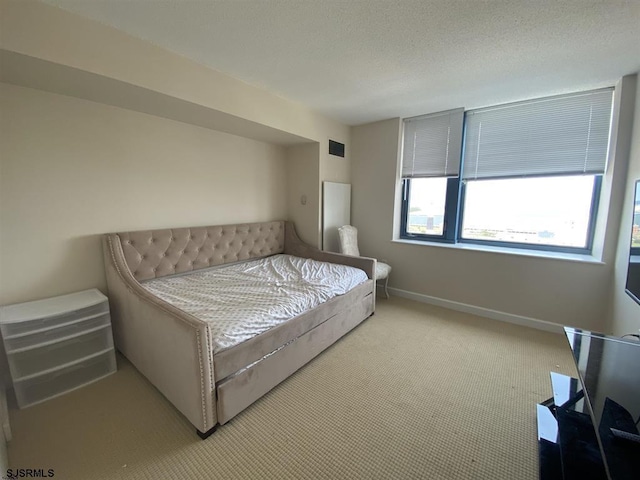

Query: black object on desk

[536,327,640,480]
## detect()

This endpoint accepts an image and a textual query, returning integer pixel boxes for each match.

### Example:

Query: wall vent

[329,140,345,158]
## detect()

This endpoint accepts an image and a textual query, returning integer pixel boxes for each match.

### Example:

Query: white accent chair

[338,225,391,298]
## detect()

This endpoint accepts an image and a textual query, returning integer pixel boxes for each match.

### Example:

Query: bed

[102,221,375,438]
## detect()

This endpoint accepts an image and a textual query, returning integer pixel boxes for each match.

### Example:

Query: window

[400,109,464,242]
[404,177,448,236]
[400,88,614,254]
[460,175,600,249]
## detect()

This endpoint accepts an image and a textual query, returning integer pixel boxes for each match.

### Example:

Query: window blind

[402,108,464,178]
[461,88,613,180]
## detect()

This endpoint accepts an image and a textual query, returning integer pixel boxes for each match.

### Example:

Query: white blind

[402,108,464,178]
[462,88,613,180]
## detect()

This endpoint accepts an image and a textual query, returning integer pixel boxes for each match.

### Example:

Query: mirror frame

[625,179,640,305]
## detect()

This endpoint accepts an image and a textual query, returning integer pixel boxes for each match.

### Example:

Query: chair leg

[384,276,390,299]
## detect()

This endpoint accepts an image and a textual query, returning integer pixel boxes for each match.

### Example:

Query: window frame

[400,174,603,254]
[399,176,461,243]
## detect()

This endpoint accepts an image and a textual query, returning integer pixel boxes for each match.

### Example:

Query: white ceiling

[43,0,640,126]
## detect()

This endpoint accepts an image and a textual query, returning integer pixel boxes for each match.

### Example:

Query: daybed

[102,221,375,438]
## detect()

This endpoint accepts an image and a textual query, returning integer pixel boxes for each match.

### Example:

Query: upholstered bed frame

[103,221,375,437]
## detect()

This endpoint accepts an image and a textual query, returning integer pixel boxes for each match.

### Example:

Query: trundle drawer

[14,350,117,408]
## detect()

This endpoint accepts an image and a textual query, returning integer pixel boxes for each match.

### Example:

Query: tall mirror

[626,180,640,304]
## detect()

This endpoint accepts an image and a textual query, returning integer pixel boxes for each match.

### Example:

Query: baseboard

[387,287,564,334]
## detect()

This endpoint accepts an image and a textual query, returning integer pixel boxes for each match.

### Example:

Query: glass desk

[536,328,640,480]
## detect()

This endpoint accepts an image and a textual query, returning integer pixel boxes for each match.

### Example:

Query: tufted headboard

[111,221,285,282]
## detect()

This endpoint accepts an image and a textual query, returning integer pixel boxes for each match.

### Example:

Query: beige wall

[351,112,626,331]
[0,0,352,266]
[286,139,352,249]
[0,83,288,305]
[287,143,321,247]
[610,75,640,336]
[321,146,351,186]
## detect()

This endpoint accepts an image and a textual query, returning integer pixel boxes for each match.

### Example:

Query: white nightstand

[0,289,117,408]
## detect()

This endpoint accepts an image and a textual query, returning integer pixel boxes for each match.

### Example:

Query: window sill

[391,238,605,265]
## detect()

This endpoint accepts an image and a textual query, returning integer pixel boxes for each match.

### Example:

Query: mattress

[142,254,368,353]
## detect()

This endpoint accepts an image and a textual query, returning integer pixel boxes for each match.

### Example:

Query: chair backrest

[338,225,360,256]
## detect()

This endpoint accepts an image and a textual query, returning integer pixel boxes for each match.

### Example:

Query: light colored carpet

[7,297,576,479]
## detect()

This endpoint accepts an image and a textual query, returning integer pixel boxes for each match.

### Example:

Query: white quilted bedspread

[142,254,367,353]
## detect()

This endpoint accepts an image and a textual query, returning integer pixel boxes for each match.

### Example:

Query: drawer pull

[53,363,84,379]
